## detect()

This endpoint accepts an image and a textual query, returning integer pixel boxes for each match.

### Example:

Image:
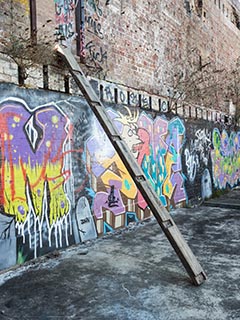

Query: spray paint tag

[76,196,97,242]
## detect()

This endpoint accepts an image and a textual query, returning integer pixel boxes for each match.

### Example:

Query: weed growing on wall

[165,45,225,112]
[0,1,57,83]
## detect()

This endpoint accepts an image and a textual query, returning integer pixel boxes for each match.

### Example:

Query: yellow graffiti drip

[3,159,69,225]
[3,161,27,223]
[163,153,174,199]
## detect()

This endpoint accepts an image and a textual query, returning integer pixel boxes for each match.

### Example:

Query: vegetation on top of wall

[0,2,59,84]
[165,41,240,127]
[166,47,223,110]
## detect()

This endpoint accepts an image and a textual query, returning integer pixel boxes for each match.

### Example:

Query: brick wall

[78,0,240,112]
[1,0,240,114]
[0,53,18,84]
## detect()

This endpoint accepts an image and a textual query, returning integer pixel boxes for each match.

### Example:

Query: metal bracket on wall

[55,44,207,286]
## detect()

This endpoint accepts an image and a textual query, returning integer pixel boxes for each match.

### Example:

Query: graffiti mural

[86,108,187,234]
[0,98,73,260]
[211,128,240,189]
[1,84,239,271]
[181,123,213,205]
[184,128,211,183]
[55,0,76,42]
[0,88,100,270]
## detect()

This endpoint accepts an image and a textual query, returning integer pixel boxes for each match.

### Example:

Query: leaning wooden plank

[55,44,207,286]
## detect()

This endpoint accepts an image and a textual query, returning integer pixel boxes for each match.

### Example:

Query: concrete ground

[204,187,240,210]
[0,191,240,320]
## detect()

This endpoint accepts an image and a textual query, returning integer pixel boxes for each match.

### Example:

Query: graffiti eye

[128,129,133,137]
[128,128,137,137]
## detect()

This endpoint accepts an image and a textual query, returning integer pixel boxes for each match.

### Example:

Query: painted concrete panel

[0,83,239,270]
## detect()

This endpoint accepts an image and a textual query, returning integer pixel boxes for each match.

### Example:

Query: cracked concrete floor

[0,204,240,320]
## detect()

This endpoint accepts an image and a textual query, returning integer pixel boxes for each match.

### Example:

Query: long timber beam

[55,44,207,286]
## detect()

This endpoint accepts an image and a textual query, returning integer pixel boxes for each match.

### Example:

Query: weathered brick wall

[78,0,240,113]
[1,0,240,113]
[0,53,18,84]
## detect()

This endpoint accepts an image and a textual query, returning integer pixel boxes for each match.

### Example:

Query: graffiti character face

[114,107,148,160]
[121,123,142,158]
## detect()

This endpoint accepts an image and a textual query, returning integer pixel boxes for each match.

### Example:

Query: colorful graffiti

[86,108,187,233]
[211,128,240,189]
[0,98,73,258]
[55,0,76,41]
[1,86,240,271]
